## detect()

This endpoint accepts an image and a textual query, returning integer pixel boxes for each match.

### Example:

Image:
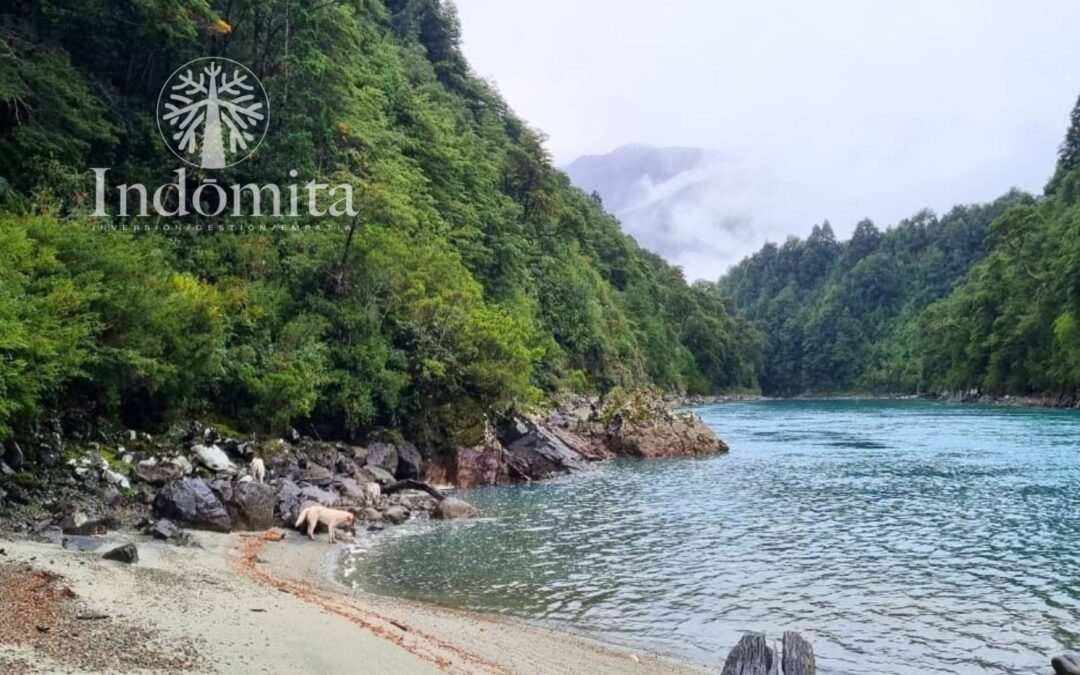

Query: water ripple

[341,400,1080,674]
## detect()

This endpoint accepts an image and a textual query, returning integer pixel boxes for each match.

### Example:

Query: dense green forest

[721,94,1080,401]
[0,0,759,445]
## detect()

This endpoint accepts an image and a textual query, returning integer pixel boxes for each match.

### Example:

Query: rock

[350,446,370,464]
[433,497,479,520]
[335,457,358,477]
[219,482,275,531]
[153,478,232,532]
[56,512,109,536]
[102,468,130,491]
[603,391,729,458]
[504,417,590,481]
[102,543,139,564]
[148,519,180,540]
[358,464,396,486]
[1054,654,1080,675]
[134,457,187,485]
[298,463,333,487]
[334,477,365,502]
[359,507,382,522]
[3,442,25,470]
[366,443,399,475]
[297,485,337,508]
[274,479,304,524]
[422,446,508,488]
[395,442,423,480]
[382,505,409,525]
[192,444,237,473]
[102,486,122,507]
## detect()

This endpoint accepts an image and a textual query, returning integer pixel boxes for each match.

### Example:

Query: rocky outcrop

[502,417,590,481]
[153,478,232,532]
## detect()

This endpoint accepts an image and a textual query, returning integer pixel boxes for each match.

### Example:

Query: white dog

[363,481,381,505]
[294,506,356,543]
[250,457,266,484]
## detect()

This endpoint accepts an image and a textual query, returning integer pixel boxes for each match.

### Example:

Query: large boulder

[134,457,190,485]
[274,479,303,524]
[395,442,423,480]
[153,478,232,532]
[433,497,479,520]
[298,463,333,487]
[299,485,338,507]
[358,464,396,486]
[215,481,274,531]
[602,390,728,458]
[192,444,237,473]
[382,505,409,525]
[366,443,399,475]
[504,417,590,481]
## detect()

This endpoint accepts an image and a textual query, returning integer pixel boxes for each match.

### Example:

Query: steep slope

[0,0,757,447]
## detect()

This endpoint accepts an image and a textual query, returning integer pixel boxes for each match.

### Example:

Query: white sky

[454,0,1080,278]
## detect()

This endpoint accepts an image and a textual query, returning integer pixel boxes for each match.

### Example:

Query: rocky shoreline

[0,391,727,543]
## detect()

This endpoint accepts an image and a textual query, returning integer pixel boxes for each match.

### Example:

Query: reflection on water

[340,400,1080,674]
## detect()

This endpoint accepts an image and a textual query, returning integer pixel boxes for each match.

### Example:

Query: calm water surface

[340,400,1080,673]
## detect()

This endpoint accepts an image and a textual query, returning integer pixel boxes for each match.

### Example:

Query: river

[339,399,1080,674]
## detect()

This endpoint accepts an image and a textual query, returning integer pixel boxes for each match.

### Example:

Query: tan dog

[294,506,355,543]
[250,457,266,484]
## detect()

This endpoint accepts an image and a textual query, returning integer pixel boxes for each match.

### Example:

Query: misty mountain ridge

[565,144,762,281]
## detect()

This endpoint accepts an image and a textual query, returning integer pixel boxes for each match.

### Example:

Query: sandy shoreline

[0,530,710,674]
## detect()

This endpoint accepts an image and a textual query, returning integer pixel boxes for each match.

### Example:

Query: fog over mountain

[565,145,782,281]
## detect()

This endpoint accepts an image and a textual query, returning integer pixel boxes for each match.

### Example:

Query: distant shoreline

[675,391,1080,411]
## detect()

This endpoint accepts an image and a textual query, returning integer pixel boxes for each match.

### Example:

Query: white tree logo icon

[157,57,269,168]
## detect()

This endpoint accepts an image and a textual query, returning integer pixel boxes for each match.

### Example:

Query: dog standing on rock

[295,506,356,543]
[250,457,266,484]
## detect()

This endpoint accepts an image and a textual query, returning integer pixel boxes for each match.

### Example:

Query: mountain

[0,0,759,446]
[565,145,760,280]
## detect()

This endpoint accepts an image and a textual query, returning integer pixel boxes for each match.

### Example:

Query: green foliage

[721,193,1030,394]
[0,0,757,445]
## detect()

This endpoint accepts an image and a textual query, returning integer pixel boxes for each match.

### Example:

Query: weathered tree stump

[720,633,777,675]
[721,632,814,675]
[782,631,815,675]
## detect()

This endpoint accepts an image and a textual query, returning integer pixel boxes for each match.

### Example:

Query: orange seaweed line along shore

[233,530,514,675]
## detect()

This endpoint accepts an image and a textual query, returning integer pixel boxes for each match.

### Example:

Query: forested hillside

[0,0,759,447]
[721,94,1080,401]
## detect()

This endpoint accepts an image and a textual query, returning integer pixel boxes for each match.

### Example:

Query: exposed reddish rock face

[423,445,509,488]
[423,391,728,487]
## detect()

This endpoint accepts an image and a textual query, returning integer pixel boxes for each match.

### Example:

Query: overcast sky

[454,0,1080,279]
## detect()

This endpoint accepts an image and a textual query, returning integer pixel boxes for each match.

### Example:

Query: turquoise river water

[339,399,1080,674]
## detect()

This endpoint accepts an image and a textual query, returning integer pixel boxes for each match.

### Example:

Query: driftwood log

[381,479,446,501]
[721,632,814,675]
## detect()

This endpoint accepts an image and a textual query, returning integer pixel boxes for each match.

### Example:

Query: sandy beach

[0,530,710,675]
